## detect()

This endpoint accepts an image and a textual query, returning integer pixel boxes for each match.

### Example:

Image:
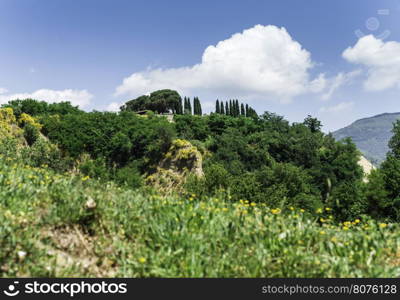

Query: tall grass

[1,157,399,277]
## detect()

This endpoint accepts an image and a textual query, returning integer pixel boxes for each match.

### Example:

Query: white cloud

[105,102,122,112]
[319,101,354,113]
[0,88,93,108]
[321,70,361,100]
[115,25,327,102]
[343,35,400,91]
[0,88,8,94]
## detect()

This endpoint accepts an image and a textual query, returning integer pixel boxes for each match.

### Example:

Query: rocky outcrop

[358,155,375,182]
[146,139,203,191]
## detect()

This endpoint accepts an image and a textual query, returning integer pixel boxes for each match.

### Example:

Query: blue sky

[1,0,400,131]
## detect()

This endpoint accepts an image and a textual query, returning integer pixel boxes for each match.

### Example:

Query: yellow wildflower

[270,208,281,215]
[138,257,146,264]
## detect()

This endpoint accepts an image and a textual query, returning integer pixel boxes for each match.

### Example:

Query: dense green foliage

[0,95,370,221]
[3,95,400,277]
[3,99,82,119]
[365,120,400,221]
[174,112,364,220]
[121,89,183,114]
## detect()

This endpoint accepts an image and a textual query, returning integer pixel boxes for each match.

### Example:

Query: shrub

[23,123,40,146]
[114,162,143,189]
[21,138,68,171]
[78,155,109,181]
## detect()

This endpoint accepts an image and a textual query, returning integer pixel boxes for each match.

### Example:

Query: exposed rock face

[358,155,375,182]
[146,139,203,190]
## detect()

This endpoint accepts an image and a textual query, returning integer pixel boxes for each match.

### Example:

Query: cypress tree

[225,101,229,116]
[198,97,202,116]
[221,101,225,114]
[245,103,249,117]
[196,97,200,115]
[216,99,220,114]
[183,97,187,114]
[193,97,197,115]
[176,98,182,114]
[184,97,191,115]
[240,103,245,116]
[247,107,257,118]
[235,100,240,117]
[229,100,233,116]
[188,97,192,115]
[180,98,184,114]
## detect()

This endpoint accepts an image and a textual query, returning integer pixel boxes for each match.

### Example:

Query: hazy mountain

[332,113,400,165]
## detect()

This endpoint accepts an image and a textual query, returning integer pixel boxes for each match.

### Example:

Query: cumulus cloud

[319,101,354,113]
[343,35,400,91]
[0,88,93,108]
[115,25,327,102]
[321,70,361,101]
[106,102,122,112]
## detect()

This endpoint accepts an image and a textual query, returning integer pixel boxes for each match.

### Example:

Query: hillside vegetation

[2,93,400,277]
[1,156,400,277]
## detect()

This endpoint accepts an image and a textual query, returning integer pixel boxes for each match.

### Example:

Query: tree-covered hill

[3,94,400,277]
[333,112,400,165]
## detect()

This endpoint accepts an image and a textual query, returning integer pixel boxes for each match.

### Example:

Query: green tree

[303,115,322,133]
[3,99,81,118]
[365,169,390,218]
[376,120,400,220]
[121,95,150,112]
[198,97,202,116]
[176,98,183,114]
[193,97,201,115]
[389,120,400,159]
[215,100,220,114]
[235,100,240,117]
[240,103,245,116]
[121,89,182,114]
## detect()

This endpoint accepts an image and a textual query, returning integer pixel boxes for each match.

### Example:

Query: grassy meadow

[1,156,399,277]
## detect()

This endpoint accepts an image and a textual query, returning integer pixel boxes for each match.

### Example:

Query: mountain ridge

[332,112,400,164]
